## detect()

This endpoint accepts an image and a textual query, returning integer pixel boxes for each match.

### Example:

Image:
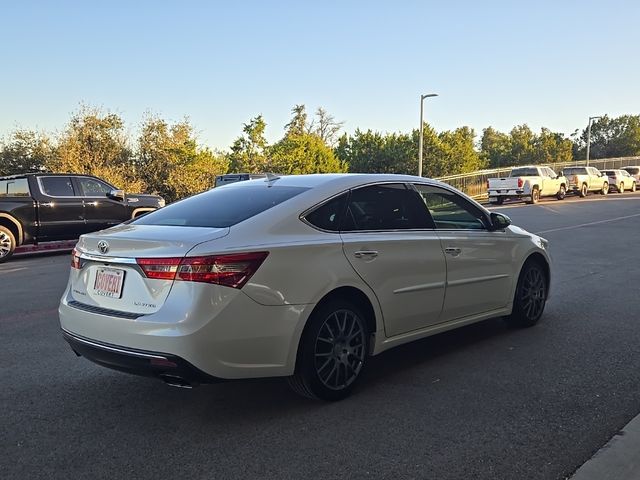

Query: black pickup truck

[0,173,165,262]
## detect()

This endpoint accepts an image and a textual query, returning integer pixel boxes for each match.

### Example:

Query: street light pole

[586,115,602,167]
[418,93,438,177]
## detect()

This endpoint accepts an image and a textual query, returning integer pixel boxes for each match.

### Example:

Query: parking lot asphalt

[2,191,640,480]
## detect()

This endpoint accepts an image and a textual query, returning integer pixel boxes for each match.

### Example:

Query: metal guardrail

[435,156,640,199]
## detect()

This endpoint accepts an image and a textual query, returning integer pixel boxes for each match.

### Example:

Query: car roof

[221,173,444,191]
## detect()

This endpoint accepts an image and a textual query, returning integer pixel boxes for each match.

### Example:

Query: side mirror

[108,189,125,201]
[489,212,511,230]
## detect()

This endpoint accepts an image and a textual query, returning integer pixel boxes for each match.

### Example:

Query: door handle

[444,247,461,257]
[354,250,379,259]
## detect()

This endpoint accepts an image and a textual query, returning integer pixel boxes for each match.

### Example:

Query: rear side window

[304,193,348,232]
[342,183,433,231]
[133,185,309,228]
[0,178,30,197]
[510,168,538,177]
[40,177,75,196]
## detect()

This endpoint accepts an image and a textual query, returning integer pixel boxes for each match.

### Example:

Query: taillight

[71,248,81,269]
[486,180,490,189]
[136,252,269,289]
[517,178,524,188]
[136,258,181,280]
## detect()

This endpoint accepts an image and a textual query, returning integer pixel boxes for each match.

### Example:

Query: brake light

[71,248,81,269]
[136,252,269,289]
[517,178,524,188]
[486,180,490,190]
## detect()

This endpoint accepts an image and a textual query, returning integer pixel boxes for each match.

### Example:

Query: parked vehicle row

[488,165,639,205]
[0,173,165,263]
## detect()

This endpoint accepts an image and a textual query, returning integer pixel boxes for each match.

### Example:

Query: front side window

[40,177,75,197]
[413,184,487,230]
[78,177,113,196]
[342,183,433,231]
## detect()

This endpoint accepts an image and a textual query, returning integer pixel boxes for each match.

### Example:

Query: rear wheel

[619,182,624,194]
[0,226,16,263]
[287,299,369,401]
[505,260,548,328]
[526,187,540,204]
[579,183,588,197]
[495,196,505,205]
[632,182,637,192]
[556,185,566,200]
[601,182,609,195]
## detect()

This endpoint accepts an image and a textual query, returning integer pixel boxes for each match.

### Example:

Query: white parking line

[536,212,640,234]
[0,267,27,274]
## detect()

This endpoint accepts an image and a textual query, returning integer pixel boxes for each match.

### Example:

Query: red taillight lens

[71,248,81,269]
[136,257,182,280]
[136,252,269,289]
[517,178,524,188]
[486,180,490,189]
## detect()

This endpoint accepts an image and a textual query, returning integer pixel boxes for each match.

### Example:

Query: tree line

[1,104,639,202]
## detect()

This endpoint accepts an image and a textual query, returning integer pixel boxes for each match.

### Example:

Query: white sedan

[59,174,551,400]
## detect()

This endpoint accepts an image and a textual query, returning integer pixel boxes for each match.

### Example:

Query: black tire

[505,259,548,328]
[526,187,540,204]
[287,299,369,401]
[0,226,16,263]
[556,185,566,200]
[601,182,609,195]
[579,183,588,198]
[495,196,505,205]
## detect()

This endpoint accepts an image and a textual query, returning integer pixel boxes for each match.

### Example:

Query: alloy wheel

[314,309,366,391]
[0,231,12,258]
[519,266,547,321]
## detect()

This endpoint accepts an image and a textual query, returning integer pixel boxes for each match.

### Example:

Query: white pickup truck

[488,166,567,205]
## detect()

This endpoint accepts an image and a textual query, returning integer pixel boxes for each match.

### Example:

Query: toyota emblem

[97,240,109,254]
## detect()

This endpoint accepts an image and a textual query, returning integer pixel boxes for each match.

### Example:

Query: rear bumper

[61,328,222,384]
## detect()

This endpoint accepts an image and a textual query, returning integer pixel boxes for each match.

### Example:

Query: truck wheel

[601,182,609,195]
[556,185,566,200]
[495,196,504,205]
[0,226,16,263]
[632,183,637,192]
[579,184,588,197]
[526,187,540,204]
[618,183,624,194]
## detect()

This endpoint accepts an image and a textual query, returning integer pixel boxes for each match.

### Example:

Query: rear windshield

[563,167,587,175]
[509,167,538,177]
[601,171,614,175]
[133,185,309,228]
[623,167,639,175]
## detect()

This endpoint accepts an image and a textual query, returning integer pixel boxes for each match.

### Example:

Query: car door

[74,176,129,232]
[340,183,447,338]
[412,183,514,322]
[35,176,87,241]
[543,168,559,195]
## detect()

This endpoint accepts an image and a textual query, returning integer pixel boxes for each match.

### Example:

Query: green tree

[573,115,640,159]
[508,124,536,166]
[228,115,269,173]
[52,106,143,192]
[138,115,227,201]
[0,129,53,176]
[533,128,573,164]
[480,127,512,168]
[337,129,415,174]
[308,107,344,146]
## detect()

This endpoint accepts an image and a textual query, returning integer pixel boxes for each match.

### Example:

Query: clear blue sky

[2,0,639,149]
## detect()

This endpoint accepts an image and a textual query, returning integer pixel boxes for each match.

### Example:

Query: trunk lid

[70,225,229,316]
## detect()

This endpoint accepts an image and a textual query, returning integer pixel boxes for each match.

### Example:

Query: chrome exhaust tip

[159,374,193,389]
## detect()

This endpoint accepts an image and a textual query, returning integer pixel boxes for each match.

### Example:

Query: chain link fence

[435,156,640,199]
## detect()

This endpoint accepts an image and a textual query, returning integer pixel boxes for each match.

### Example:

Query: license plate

[93,268,125,298]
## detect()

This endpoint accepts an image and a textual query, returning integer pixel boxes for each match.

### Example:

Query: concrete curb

[570,413,640,479]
